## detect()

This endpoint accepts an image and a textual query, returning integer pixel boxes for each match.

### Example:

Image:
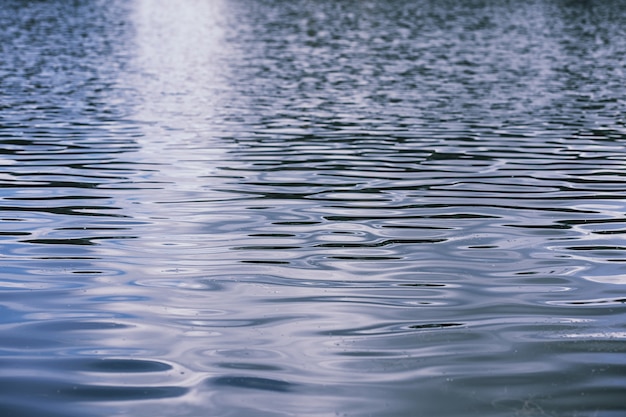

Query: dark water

[1,0,626,416]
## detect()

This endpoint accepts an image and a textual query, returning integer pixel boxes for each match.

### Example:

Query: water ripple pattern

[1,1,625,416]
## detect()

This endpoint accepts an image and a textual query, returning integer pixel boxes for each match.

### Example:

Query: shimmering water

[1,0,625,416]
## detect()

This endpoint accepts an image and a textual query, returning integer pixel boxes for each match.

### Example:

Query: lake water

[1,0,625,416]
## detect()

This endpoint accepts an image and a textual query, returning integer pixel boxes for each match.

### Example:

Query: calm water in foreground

[1,0,625,416]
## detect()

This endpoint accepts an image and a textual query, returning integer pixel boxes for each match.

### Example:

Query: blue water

[1,0,625,416]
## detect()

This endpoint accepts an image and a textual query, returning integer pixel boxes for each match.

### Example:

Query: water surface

[1,0,625,416]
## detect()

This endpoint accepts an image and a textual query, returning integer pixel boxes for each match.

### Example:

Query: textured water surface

[1,0,625,416]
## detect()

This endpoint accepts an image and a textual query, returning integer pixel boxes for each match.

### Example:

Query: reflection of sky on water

[130,0,232,131]
[118,0,241,214]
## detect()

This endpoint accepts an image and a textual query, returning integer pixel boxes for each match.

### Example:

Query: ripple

[207,376,297,393]
[84,358,174,373]
[0,377,187,401]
